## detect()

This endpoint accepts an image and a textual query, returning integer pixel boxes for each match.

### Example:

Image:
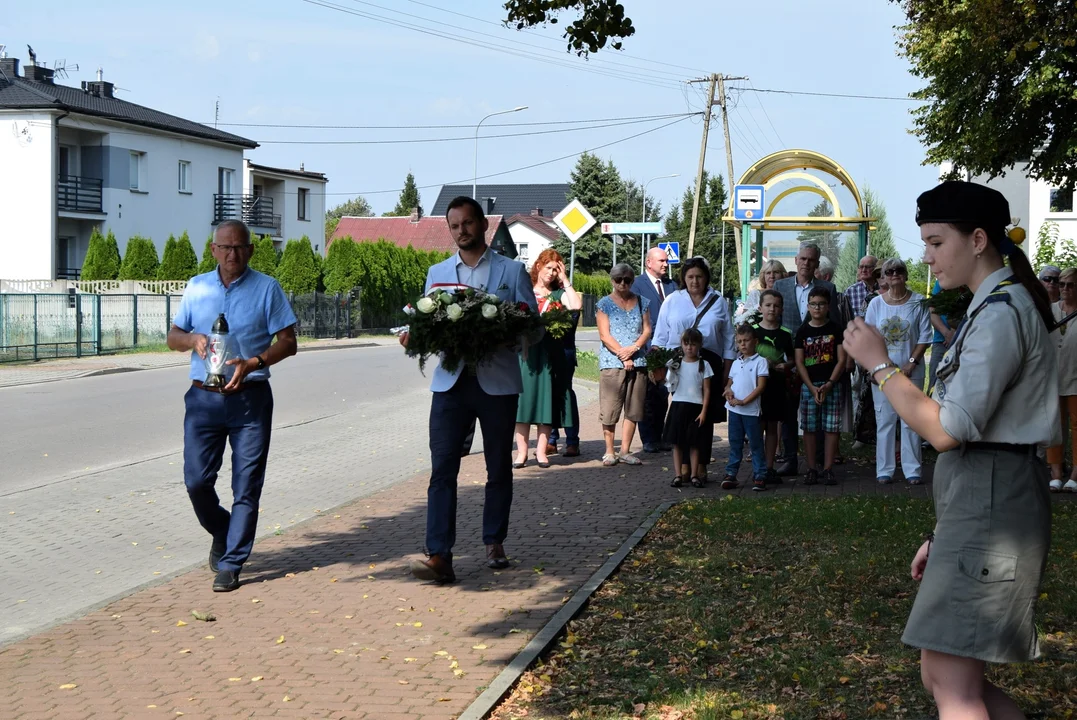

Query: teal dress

[517,288,575,426]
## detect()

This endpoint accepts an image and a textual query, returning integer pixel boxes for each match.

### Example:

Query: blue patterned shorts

[800,381,842,433]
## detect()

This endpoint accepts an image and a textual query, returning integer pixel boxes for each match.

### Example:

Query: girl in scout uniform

[843,181,1060,718]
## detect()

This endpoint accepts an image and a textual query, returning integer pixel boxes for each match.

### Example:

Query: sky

[3,0,939,259]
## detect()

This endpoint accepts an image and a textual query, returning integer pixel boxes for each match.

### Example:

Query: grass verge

[576,349,600,383]
[493,496,1077,720]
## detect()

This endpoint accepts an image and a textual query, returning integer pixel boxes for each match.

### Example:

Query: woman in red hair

[514,248,582,467]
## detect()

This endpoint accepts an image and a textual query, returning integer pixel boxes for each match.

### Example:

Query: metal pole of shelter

[740,224,752,301]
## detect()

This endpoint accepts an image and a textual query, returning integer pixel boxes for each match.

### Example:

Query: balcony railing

[213,194,281,235]
[57,176,104,213]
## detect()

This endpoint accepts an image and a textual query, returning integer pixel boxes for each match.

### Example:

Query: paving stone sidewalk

[0,337,395,388]
[0,401,946,720]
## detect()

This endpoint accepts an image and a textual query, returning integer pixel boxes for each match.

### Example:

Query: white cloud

[193,32,219,62]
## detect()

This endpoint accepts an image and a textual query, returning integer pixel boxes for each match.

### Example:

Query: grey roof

[0,76,257,149]
[430,184,571,217]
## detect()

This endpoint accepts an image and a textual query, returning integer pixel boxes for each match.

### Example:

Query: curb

[457,499,678,720]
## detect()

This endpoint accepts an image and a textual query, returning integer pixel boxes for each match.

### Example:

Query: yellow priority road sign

[553,198,597,244]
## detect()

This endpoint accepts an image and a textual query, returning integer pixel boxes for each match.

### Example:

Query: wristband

[878,368,901,390]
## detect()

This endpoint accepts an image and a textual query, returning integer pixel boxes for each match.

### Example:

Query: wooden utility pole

[687,74,748,280]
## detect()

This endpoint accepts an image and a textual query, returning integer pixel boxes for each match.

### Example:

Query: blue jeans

[427,374,518,560]
[726,411,766,479]
[183,382,274,572]
[549,356,580,446]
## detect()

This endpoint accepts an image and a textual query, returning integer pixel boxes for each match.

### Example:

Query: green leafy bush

[198,235,217,274]
[276,236,321,294]
[81,227,122,280]
[118,235,160,281]
[249,234,278,277]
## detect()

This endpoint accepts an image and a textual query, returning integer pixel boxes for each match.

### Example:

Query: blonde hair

[758,259,786,290]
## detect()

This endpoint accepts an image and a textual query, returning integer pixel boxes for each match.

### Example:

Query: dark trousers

[781,390,800,462]
[637,380,669,447]
[549,363,580,446]
[183,382,274,572]
[427,374,518,560]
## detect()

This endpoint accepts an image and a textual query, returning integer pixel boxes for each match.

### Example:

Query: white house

[0,54,258,280]
[504,211,560,269]
[243,160,328,252]
[940,160,1076,262]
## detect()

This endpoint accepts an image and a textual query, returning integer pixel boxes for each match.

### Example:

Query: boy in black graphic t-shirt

[794,287,845,486]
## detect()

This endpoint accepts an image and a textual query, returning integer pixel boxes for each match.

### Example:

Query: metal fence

[0,288,366,363]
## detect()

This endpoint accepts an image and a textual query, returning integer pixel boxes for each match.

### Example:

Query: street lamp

[474,106,528,200]
[641,173,679,270]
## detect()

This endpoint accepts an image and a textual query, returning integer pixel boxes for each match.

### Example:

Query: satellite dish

[12,120,32,146]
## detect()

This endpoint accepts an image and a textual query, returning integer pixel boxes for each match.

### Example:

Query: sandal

[691,476,706,488]
[619,453,643,466]
[602,453,619,467]
[670,476,684,488]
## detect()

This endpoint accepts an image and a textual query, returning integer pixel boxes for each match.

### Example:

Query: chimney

[483,197,495,215]
[23,64,54,84]
[299,162,305,172]
[0,57,18,80]
[81,75,115,99]
[530,208,543,217]
[409,206,423,223]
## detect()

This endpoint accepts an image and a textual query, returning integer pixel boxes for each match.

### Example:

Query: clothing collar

[737,352,760,362]
[967,266,1015,317]
[644,269,666,284]
[454,246,491,269]
[216,266,251,288]
[795,276,815,290]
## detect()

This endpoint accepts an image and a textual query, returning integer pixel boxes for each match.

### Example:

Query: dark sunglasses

[1041,276,1060,284]
[884,268,905,276]
[1060,281,1076,289]
[612,276,633,285]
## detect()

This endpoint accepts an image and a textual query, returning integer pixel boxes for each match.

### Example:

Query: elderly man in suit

[632,247,680,452]
[400,196,538,584]
[772,242,842,475]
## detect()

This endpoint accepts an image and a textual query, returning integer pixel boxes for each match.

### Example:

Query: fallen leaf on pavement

[59,684,77,690]
[472,644,487,650]
[191,610,216,622]
[250,676,263,682]
[276,636,285,644]
[176,621,187,627]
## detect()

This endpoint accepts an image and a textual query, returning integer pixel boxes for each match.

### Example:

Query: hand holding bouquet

[645,345,682,384]
[404,287,541,374]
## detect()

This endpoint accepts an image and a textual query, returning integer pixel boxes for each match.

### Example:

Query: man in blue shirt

[167,220,298,592]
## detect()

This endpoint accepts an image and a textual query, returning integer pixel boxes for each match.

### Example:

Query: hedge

[118,236,160,281]
[81,227,122,280]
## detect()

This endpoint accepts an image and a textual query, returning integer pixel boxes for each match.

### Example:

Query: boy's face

[760,295,782,323]
[736,333,757,356]
[808,296,829,322]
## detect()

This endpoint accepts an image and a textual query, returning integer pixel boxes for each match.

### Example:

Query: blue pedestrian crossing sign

[658,241,680,264]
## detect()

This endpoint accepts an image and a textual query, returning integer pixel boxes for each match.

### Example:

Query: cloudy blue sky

[3,0,938,257]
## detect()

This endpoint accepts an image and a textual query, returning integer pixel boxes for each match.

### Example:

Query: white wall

[279,176,327,251]
[0,110,57,279]
[508,222,555,269]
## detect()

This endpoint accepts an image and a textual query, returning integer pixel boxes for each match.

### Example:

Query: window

[1050,188,1074,213]
[59,145,74,178]
[518,243,529,262]
[298,187,309,221]
[217,167,235,195]
[129,151,146,191]
[178,160,191,193]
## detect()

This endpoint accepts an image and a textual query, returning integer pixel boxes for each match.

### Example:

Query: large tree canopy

[503,0,634,55]
[896,0,1077,190]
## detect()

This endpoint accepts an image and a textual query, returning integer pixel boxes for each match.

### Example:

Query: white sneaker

[1064,479,1077,493]
[1050,479,1063,493]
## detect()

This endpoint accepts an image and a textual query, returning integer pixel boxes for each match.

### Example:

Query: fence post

[75,293,83,359]
[345,291,352,338]
[33,294,39,361]
[95,294,102,355]
[132,294,139,348]
[334,293,341,339]
[314,293,320,338]
[165,295,171,340]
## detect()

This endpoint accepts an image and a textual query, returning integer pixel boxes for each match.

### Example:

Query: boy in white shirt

[722,324,770,491]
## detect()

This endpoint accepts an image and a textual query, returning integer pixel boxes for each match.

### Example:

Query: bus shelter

[721,149,875,299]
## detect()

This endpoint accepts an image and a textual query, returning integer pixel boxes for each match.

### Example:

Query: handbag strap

[691,293,721,330]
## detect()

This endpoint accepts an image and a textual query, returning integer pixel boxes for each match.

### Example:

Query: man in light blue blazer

[631,247,679,452]
[401,196,538,584]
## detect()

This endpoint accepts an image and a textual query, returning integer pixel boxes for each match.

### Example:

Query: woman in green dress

[514,249,582,468]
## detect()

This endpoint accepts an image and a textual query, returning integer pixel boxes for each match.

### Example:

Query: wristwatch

[908,356,918,365]
[255,355,266,370]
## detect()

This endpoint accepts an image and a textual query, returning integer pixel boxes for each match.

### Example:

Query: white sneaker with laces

[1064,479,1077,493]
[1050,479,1064,493]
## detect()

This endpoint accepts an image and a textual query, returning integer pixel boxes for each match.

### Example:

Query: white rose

[416,297,437,314]
[484,293,501,304]
[446,303,464,321]
[481,303,499,319]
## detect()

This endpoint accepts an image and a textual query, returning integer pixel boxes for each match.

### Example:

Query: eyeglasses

[1060,281,1076,289]
[612,277,632,285]
[1041,276,1060,284]
[883,268,905,276]
[858,264,875,270]
[808,302,828,309]
[213,243,250,255]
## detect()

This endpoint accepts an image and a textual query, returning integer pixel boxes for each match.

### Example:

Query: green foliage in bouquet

[541,300,575,339]
[645,345,682,374]
[921,286,972,320]
[405,288,542,374]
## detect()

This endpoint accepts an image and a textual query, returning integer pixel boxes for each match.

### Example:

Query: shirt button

[981,568,989,576]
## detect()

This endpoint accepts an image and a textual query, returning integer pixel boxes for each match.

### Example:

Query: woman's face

[762,269,779,288]
[1061,275,1077,303]
[541,261,560,287]
[684,267,708,296]
[920,222,978,290]
[885,268,908,293]
[612,272,634,296]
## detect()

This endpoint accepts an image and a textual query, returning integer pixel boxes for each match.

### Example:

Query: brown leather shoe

[563,445,580,457]
[544,443,558,456]
[410,554,456,584]
[486,543,510,569]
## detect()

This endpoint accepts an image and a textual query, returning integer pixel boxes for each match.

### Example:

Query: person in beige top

[1047,267,1077,492]
[844,181,1060,719]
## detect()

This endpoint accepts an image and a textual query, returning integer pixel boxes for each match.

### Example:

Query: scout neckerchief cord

[939,277,1024,390]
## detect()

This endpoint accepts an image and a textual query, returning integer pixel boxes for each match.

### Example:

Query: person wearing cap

[1038,264,1061,303]
[844,181,1059,717]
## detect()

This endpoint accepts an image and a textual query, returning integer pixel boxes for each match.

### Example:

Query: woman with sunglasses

[1048,267,1077,492]
[863,258,933,484]
[1038,264,1061,303]
[652,256,737,483]
[844,181,1059,719]
[595,263,652,467]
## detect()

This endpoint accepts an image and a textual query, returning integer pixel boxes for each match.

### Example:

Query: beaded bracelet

[878,368,902,390]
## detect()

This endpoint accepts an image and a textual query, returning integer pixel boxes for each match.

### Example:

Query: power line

[741,87,923,102]
[729,106,771,157]
[208,112,692,130]
[255,114,698,144]
[747,80,787,148]
[298,114,695,196]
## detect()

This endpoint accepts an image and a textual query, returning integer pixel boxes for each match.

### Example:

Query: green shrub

[573,271,612,297]
[198,235,217,274]
[158,232,200,280]
[276,236,320,294]
[323,237,362,294]
[249,234,278,277]
[118,235,160,281]
[81,227,121,280]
